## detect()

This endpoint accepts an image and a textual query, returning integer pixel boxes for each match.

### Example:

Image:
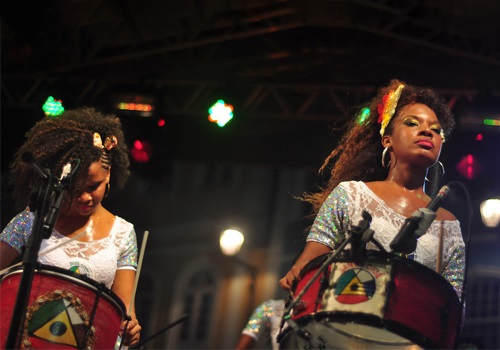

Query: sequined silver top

[242,299,285,350]
[307,181,466,300]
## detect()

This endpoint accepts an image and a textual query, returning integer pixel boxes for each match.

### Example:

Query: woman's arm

[279,241,332,290]
[235,334,256,350]
[0,242,21,271]
[112,269,142,346]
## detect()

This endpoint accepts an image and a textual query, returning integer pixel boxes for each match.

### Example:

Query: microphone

[426,185,451,212]
[390,184,451,254]
[22,152,50,179]
[60,162,72,180]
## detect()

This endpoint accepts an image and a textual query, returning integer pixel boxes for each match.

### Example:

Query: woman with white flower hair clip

[0,107,141,347]
[278,79,466,348]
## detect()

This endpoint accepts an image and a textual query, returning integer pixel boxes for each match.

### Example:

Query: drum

[278,251,462,349]
[0,264,127,349]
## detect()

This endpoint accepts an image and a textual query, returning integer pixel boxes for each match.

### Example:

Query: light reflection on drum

[278,251,462,349]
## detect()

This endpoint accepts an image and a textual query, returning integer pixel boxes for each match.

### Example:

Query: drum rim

[1,263,126,315]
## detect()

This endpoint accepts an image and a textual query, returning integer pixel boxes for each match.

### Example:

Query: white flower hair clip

[93,132,118,150]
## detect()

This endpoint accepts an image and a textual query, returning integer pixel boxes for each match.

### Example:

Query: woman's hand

[278,242,332,290]
[121,316,141,346]
[279,265,302,290]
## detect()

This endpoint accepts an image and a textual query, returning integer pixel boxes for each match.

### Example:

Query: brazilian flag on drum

[27,298,91,349]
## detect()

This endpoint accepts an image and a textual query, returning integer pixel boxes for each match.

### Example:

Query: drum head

[279,319,423,350]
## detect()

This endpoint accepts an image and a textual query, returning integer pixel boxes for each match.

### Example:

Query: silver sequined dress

[242,299,285,350]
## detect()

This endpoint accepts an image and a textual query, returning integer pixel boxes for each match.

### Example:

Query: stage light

[112,94,155,117]
[130,139,153,163]
[483,118,500,127]
[480,198,500,228]
[456,154,483,180]
[117,102,153,113]
[220,229,244,256]
[208,100,233,127]
[356,108,370,125]
[42,96,64,117]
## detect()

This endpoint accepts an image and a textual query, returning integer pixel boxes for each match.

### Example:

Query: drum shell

[0,264,126,349]
[281,252,462,349]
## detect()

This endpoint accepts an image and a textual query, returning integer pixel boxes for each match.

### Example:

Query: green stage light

[42,96,65,117]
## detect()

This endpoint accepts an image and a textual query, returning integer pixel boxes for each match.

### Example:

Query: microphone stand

[5,169,71,349]
[279,211,378,347]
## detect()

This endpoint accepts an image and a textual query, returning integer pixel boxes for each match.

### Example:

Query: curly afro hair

[10,107,131,211]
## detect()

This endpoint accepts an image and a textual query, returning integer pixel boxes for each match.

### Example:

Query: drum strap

[84,290,104,345]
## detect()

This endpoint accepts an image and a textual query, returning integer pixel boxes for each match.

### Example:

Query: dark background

[2,0,500,240]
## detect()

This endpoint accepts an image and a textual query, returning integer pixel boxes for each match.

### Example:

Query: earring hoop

[425,161,445,182]
[382,146,391,168]
[437,161,445,176]
[104,183,110,197]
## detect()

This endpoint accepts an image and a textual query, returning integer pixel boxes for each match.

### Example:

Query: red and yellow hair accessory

[377,84,405,137]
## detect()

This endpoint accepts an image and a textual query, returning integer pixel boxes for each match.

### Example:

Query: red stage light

[130,140,153,163]
[456,154,483,180]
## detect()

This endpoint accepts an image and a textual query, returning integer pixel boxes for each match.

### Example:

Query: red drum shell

[279,251,462,349]
[0,264,126,349]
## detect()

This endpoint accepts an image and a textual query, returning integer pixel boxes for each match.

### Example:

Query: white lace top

[307,181,466,299]
[1,208,138,289]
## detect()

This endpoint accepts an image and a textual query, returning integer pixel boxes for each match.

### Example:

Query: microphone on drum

[390,184,451,255]
[22,152,77,185]
[350,210,375,262]
[60,162,72,180]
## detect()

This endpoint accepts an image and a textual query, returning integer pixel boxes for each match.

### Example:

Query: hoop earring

[438,161,445,177]
[425,161,445,182]
[381,146,391,168]
[104,183,110,197]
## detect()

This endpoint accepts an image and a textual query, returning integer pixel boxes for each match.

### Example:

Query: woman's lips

[77,204,93,212]
[416,140,433,149]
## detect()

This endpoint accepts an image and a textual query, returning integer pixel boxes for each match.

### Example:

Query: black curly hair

[303,79,456,215]
[9,107,131,211]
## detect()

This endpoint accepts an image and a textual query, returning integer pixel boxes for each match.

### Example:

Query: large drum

[0,264,127,349]
[278,251,462,349]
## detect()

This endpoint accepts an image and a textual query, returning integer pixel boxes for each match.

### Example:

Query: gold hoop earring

[382,146,391,168]
[104,183,110,197]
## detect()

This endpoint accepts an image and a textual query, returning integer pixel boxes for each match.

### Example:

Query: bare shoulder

[437,207,457,221]
[363,181,386,191]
